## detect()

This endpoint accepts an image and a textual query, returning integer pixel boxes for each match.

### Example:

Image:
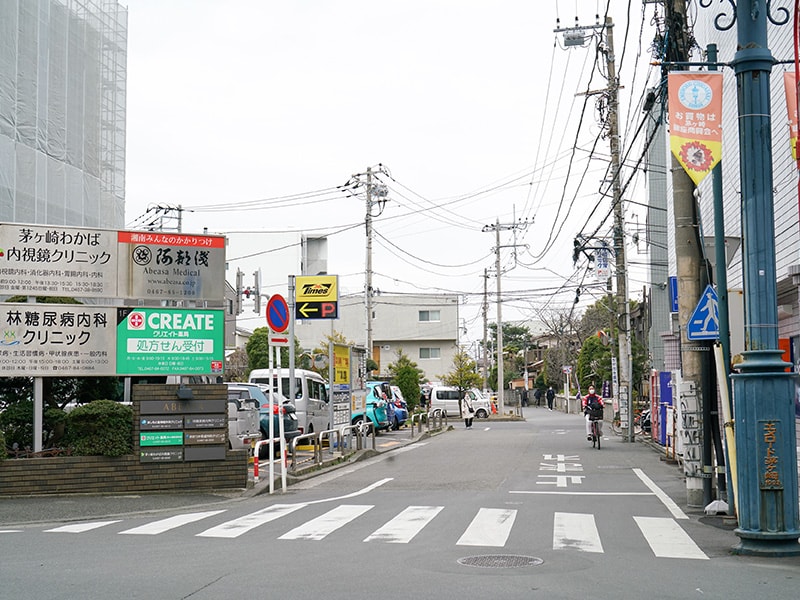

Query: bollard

[253,454,259,482]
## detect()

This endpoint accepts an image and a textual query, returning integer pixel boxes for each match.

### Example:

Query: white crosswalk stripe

[364,505,443,543]
[39,504,709,559]
[634,516,709,559]
[45,520,122,533]
[457,507,517,547]
[553,511,603,553]
[119,510,226,535]
[196,503,305,539]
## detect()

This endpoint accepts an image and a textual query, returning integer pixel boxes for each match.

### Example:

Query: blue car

[365,381,407,430]
[351,382,389,431]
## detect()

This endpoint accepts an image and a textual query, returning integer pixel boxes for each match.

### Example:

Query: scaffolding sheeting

[0,0,127,229]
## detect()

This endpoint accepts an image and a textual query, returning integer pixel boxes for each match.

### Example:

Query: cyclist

[582,386,604,440]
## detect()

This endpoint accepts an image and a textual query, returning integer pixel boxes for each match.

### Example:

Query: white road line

[196,504,305,539]
[118,510,226,535]
[304,477,393,506]
[279,504,373,541]
[510,491,654,496]
[364,505,444,543]
[0,530,22,533]
[457,507,517,547]
[632,468,688,519]
[553,512,603,553]
[634,516,708,560]
[45,520,122,533]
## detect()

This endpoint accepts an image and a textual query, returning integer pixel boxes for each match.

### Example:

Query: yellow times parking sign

[295,275,339,320]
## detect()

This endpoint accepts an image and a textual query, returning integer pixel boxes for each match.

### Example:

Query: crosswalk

[39,503,708,560]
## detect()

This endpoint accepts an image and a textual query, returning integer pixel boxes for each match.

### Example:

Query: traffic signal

[243,286,251,298]
[252,270,261,314]
[235,269,244,315]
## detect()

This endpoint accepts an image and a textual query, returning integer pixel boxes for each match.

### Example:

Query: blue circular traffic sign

[266,294,289,333]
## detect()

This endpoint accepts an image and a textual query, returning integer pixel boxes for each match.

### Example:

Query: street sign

[266,294,289,332]
[687,284,720,340]
[669,276,678,312]
[295,275,339,320]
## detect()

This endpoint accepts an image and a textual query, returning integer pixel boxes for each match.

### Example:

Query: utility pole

[365,167,374,362]
[482,268,489,392]
[482,218,529,414]
[557,16,633,440]
[664,0,706,508]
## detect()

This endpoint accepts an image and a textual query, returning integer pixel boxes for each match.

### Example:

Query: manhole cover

[458,554,544,569]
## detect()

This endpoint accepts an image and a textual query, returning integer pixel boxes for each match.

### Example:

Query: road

[2,407,799,599]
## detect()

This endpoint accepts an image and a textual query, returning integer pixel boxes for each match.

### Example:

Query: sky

[123,0,661,344]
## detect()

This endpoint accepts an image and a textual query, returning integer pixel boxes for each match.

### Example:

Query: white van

[248,368,329,435]
[429,385,491,419]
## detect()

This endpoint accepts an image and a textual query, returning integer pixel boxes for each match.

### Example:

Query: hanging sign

[668,72,723,185]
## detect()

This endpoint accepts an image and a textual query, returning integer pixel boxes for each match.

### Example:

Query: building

[293,293,460,382]
[0,1,128,229]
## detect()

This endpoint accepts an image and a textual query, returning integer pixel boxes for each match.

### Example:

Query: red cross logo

[129,312,145,329]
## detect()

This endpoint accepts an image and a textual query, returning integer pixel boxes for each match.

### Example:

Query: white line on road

[634,516,708,559]
[510,491,654,496]
[45,520,122,533]
[364,505,444,543]
[553,512,603,553]
[632,468,688,519]
[457,507,517,547]
[279,504,373,541]
[196,504,305,539]
[119,510,226,535]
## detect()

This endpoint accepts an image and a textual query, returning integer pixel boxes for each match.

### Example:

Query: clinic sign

[0,223,225,301]
[116,307,225,375]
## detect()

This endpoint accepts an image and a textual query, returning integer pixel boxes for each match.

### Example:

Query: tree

[385,350,424,410]
[440,348,482,412]
[486,322,532,391]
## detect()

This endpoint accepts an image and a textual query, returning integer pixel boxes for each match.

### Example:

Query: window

[419,347,441,359]
[418,310,440,322]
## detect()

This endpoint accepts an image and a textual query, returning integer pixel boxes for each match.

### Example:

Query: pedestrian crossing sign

[687,284,719,340]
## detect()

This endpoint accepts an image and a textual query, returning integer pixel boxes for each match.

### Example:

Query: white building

[293,293,461,382]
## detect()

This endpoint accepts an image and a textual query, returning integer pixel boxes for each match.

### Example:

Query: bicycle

[611,410,643,436]
[589,416,601,449]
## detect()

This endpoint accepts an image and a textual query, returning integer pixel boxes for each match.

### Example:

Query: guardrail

[253,436,288,494]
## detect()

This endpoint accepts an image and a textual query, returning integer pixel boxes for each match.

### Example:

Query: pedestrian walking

[545,386,555,411]
[521,387,529,407]
[461,392,475,429]
[533,387,542,406]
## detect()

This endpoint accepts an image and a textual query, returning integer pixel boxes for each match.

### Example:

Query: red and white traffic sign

[266,294,290,333]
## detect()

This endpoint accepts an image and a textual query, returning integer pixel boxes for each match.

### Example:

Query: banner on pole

[668,72,723,185]
[783,71,799,162]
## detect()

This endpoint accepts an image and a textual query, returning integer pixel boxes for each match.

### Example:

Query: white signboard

[0,303,116,376]
[0,223,225,302]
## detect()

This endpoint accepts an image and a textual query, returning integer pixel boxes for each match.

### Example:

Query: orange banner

[783,71,799,162]
[668,72,723,185]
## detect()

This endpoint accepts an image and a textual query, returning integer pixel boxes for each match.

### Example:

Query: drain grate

[458,554,544,569]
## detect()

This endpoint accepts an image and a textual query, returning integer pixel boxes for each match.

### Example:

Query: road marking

[196,504,305,539]
[279,504,373,541]
[510,491,653,496]
[632,468,688,519]
[119,510,226,535]
[0,530,22,533]
[304,477,393,505]
[457,507,517,547]
[45,520,122,533]
[364,505,443,543]
[634,516,708,559]
[553,512,603,553]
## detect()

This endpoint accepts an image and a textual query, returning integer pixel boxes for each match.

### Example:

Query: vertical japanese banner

[668,72,723,185]
[783,72,799,162]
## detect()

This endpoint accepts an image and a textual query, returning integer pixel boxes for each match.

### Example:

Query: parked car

[355,382,390,431]
[248,368,329,435]
[429,385,491,419]
[226,383,300,458]
[388,385,409,429]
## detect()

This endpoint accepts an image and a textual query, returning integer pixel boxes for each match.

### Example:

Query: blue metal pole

[730,1,800,556]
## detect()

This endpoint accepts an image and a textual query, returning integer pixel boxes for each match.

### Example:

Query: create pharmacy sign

[0,222,225,302]
[116,307,225,376]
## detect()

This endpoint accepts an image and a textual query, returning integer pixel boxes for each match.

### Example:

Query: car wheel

[475,409,488,419]
[392,416,400,430]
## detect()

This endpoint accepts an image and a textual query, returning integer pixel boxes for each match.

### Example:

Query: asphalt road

[2,406,799,600]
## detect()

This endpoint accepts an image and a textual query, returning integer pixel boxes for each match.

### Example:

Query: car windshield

[234,385,268,406]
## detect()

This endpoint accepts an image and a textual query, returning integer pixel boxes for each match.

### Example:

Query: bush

[0,428,6,460]
[65,400,133,456]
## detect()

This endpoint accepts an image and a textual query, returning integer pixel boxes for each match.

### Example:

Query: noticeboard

[0,222,225,302]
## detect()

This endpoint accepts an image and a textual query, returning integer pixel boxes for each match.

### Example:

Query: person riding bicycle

[582,386,604,440]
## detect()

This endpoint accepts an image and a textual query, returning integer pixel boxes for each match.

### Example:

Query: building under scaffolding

[0,0,127,229]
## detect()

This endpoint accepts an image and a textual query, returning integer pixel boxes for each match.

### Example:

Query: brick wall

[0,383,248,496]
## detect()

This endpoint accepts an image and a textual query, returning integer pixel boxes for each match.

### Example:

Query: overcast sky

[124,1,660,343]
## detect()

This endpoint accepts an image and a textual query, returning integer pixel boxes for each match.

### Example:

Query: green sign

[116,307,225,375]
[140,431,184,447]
